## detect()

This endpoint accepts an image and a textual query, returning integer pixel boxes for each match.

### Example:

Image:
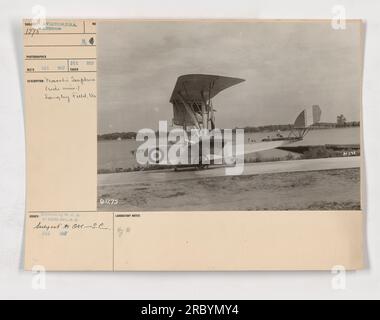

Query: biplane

[142,74,322,169]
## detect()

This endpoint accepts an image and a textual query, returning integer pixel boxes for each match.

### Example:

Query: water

[98,127,360,171]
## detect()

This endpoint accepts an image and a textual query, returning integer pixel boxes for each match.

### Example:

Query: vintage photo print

[97,20,362,212]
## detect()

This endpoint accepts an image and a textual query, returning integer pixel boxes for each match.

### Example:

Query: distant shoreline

[98,122,360,141]
[97,144,360,174]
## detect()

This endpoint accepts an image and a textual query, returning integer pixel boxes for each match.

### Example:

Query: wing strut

[177,93,201,130]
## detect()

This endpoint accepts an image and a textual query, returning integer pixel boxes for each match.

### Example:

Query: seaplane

[137,74,322,170]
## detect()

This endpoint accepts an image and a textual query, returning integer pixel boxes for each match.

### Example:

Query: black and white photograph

[97,20,362,212]
[3,0,380,301]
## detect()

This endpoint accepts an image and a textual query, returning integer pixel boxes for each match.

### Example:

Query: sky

[98,21,362,134]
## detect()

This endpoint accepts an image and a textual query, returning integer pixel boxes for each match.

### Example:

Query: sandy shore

[98,168,361,211]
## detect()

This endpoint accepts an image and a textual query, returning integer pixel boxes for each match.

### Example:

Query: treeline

[317,121,360,129]
[242,124,292,133]
[242,121,360,133]
[97,132,137,141]
[98,121,360,140]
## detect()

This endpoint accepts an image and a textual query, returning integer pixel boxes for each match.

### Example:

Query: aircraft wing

[170,74,245,103]
[242,140,293,155]
[208,140,294,162]
[227,140,293,158]
[171,74,245,127]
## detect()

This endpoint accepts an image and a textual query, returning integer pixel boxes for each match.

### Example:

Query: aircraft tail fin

[294,105,322,129]
[291,105,322,139]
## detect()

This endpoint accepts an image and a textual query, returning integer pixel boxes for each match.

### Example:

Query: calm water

[98,127,360,171]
